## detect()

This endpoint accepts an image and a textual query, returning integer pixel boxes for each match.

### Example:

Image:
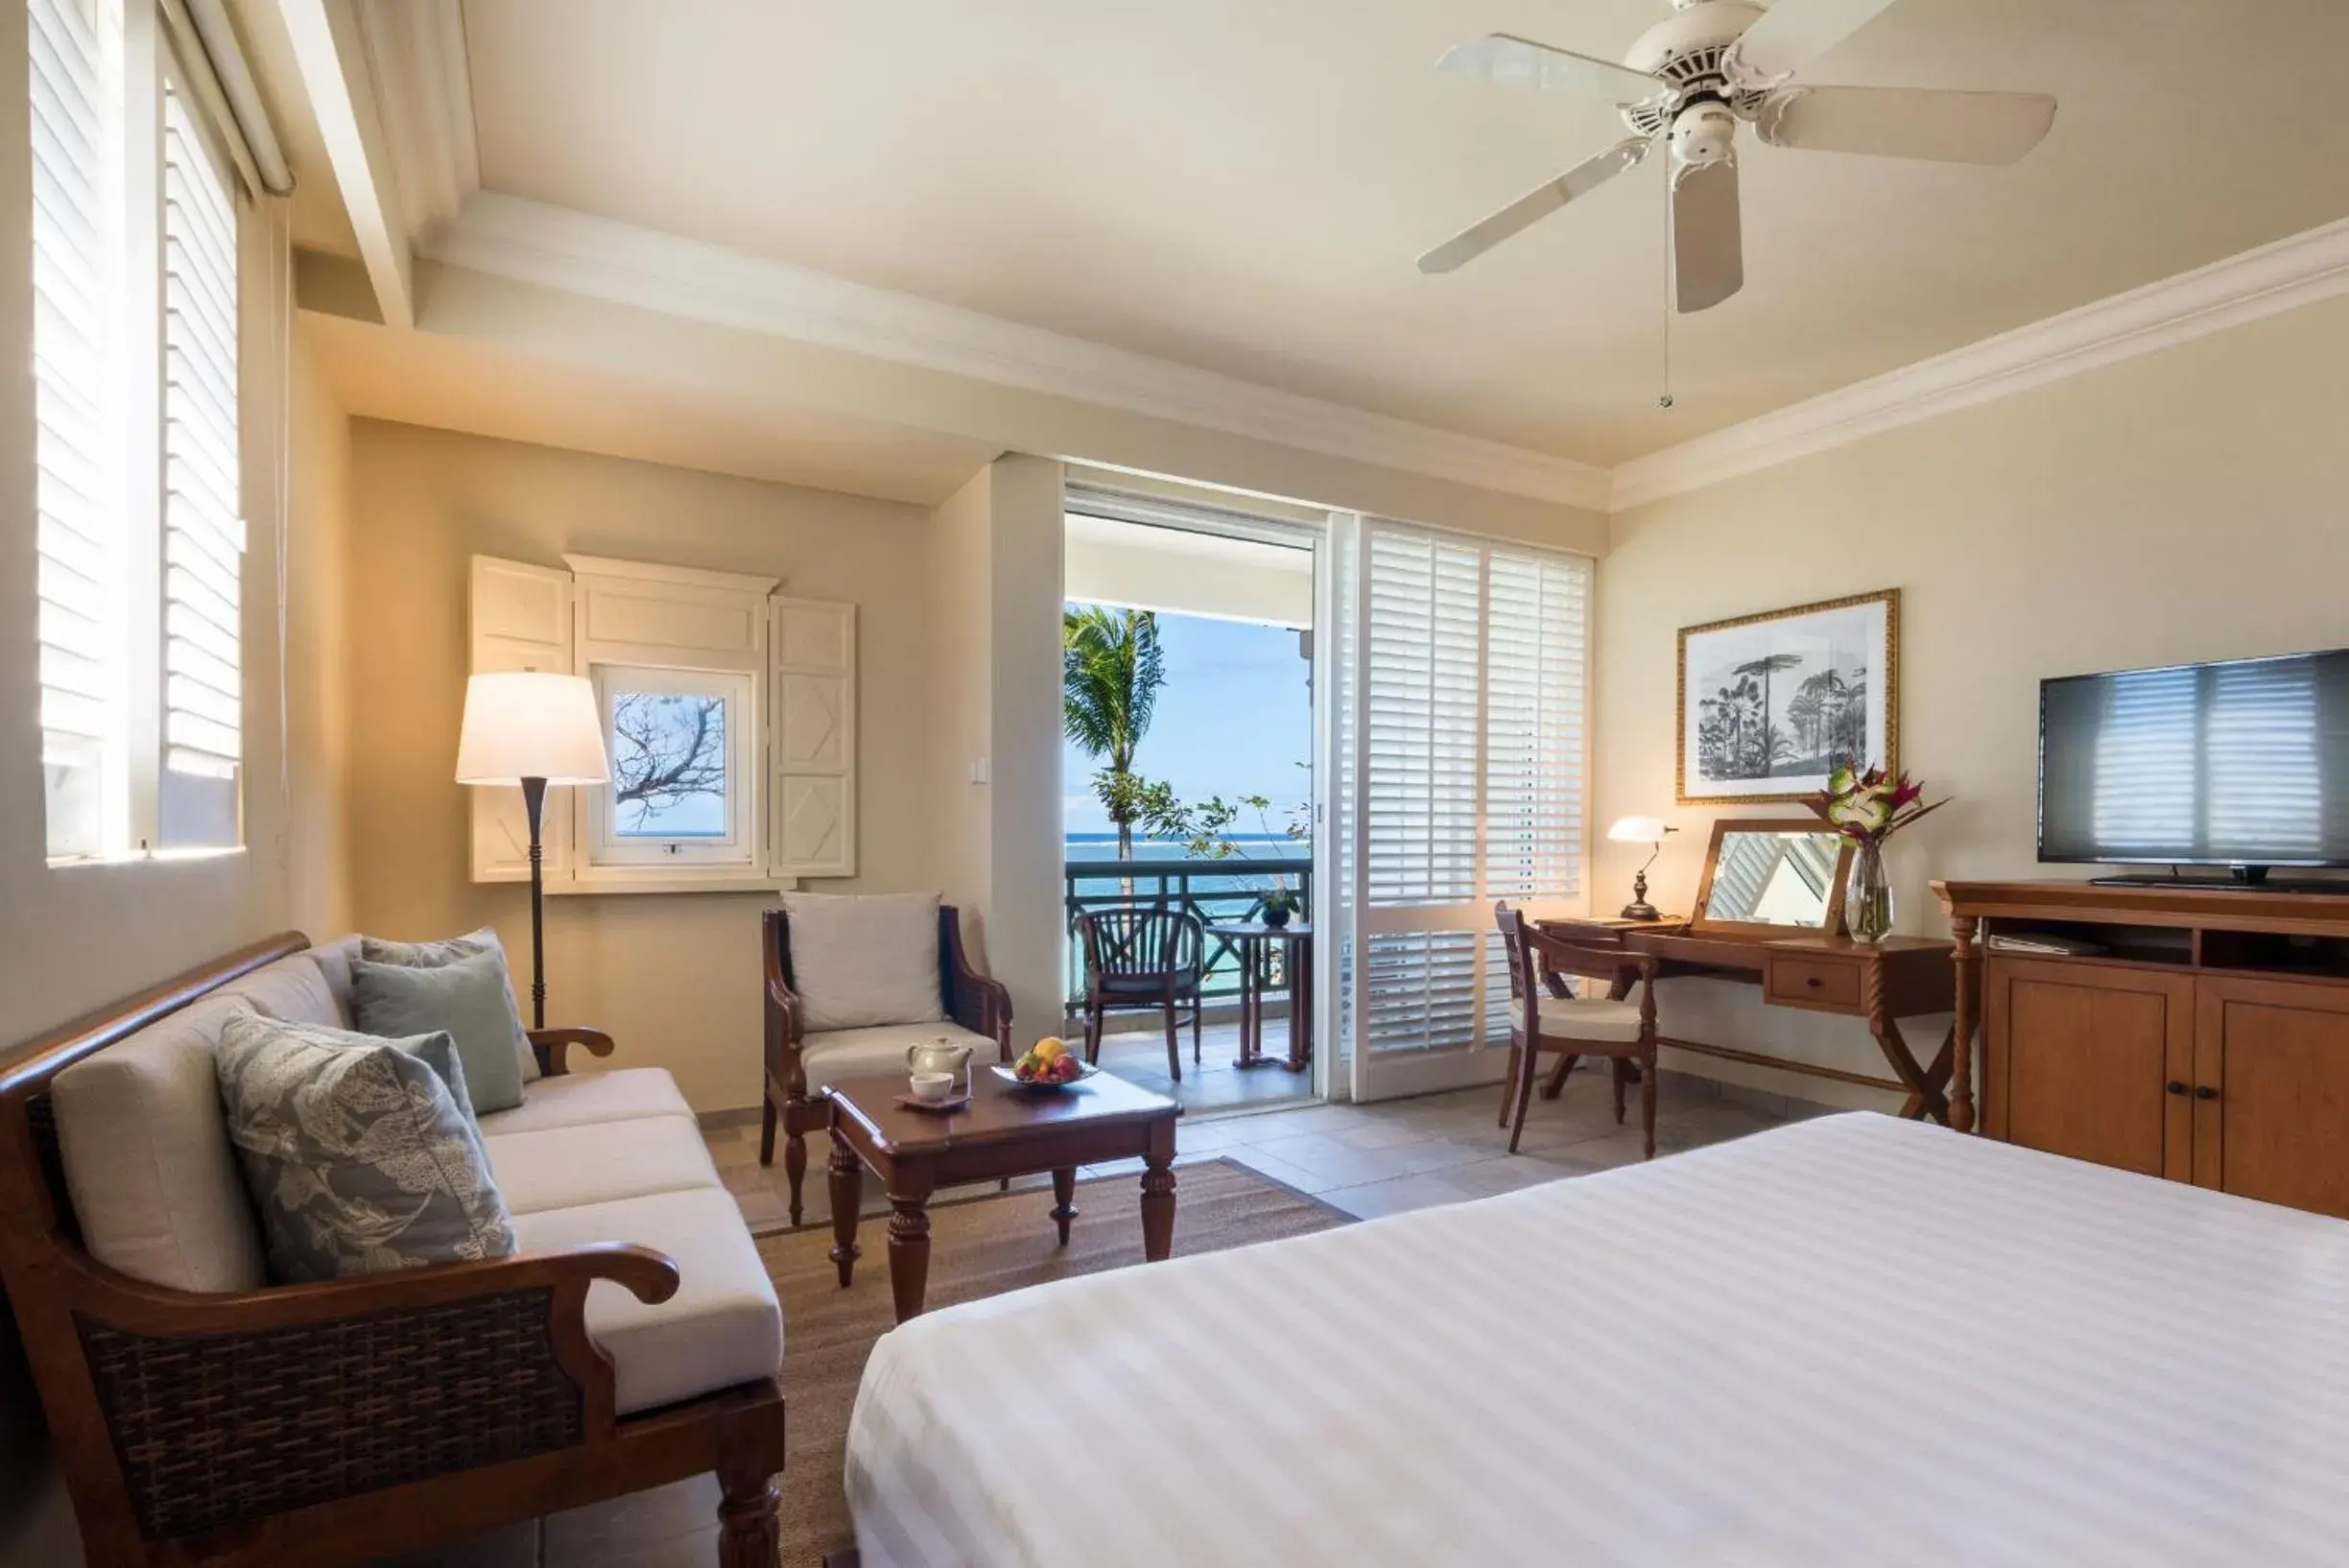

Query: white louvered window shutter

[156,79,243,847]
[30,0,124,860]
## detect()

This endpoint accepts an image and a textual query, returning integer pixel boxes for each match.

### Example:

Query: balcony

[1062,854,1313,1016]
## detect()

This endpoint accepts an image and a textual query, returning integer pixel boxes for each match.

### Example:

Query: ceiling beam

[273,0,414,328]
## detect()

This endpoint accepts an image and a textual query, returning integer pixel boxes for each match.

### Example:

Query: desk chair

[1494,905,1660,1157]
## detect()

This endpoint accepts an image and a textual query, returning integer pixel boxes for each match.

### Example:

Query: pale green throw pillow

[216,1013,515,1283]
[351,950,529,1115]
[361,928,540,1082]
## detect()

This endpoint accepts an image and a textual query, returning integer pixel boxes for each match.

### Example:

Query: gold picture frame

[1675,588,1901,806]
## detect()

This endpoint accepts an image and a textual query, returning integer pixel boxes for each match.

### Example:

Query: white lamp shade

[455,673,611,787]
[1607,815,1669,844]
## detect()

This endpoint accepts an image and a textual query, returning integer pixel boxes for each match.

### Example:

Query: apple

[1014,1058,1039,1082]
[1052,1055,1083,1083]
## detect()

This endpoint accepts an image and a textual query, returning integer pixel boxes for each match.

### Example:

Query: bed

[844,1113,2349,1567]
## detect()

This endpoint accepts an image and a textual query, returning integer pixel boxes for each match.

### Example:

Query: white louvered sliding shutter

[156,80,243,846]
[1343,520,1592,1102]
[31,0,124,859]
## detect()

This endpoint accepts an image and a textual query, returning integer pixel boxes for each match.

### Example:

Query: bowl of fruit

[992,1036,1098,1092]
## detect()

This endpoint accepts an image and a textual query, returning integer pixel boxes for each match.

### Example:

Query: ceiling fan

[1419,0,2058,313]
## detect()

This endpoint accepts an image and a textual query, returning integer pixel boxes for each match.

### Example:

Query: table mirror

[1690,819,1854,938]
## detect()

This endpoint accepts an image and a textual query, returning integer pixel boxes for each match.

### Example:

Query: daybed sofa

[0,932,786,1568]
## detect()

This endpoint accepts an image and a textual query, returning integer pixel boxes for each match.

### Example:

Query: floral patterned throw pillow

[215,1012,516,1282]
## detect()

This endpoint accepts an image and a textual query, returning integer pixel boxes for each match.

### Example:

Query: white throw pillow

[782,891,945,1032]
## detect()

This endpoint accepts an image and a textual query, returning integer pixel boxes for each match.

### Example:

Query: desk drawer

[1766,953,1864,1012]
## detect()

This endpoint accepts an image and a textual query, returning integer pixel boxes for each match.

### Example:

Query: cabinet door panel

[1985,958,2194,1178]
[2197,976,2349,1219]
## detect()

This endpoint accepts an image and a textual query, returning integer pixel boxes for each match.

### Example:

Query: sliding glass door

[1319,517,1593,1103]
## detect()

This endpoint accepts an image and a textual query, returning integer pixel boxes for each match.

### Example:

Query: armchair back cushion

[52,992,273,1293]
[780,891,945,1032]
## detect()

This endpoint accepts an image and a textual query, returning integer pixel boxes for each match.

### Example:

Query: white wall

[343,420,943,1113]
[928,457,1067,1041]
[1594,292,2349,1099]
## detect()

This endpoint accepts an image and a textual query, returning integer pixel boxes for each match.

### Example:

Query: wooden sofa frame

[0,933,787,1568]
[760,905,1012,1226]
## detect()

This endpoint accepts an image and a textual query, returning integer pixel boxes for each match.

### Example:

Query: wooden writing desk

[1535,917,1964,1123]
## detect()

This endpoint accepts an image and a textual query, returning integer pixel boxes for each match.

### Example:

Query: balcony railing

[1064,854,1313,1014]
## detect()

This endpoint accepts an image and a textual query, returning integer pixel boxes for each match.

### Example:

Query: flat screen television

[2039,648,2349,879]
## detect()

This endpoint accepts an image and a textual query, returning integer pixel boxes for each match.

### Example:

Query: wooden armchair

[1494,906,1662,1157]
[761,903,1012,1225]
[1073,907,1206,1081]
[0,936,787,1568]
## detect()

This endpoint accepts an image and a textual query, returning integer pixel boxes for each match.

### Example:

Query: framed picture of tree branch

[1676,588,1900,804]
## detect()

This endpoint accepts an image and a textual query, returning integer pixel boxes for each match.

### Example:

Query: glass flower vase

[1848,839,1894,943]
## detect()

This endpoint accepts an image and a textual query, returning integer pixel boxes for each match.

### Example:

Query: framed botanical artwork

[1676,588,1900,805]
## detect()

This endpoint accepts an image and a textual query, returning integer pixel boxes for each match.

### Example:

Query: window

[30,0,247,861]
[585,665,758,867]
[467,555,860,892]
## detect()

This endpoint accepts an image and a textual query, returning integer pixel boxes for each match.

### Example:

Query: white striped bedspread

[844,1112,2349,1567]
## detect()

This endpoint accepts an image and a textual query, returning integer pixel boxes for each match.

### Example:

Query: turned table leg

[1950,914,1981,1134]
[888,1179,935,1323]
[1140,1121,1177,1262]
[1052,1166,1078,1246]
[827,1138,863,1286]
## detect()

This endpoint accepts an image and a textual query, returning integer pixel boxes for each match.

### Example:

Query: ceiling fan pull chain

[1659,157,1676,411]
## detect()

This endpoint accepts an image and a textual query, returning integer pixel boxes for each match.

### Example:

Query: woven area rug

[758,1156,1351,1566]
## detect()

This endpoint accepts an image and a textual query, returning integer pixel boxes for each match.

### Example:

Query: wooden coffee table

[822,1068,1180,1323]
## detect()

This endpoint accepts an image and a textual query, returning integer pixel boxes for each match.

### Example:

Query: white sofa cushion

[782,891,943,1032]
[1511,996,1647,1044]
[477,1068,696,1136]
[802,1021,998,1088]
[513,1188,784,1414]
[53,993,270,1293]
[484,1116,723,1216]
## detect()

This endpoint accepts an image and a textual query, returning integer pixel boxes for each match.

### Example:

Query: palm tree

[1062,606,1165,862]
[1732,653,1805,777]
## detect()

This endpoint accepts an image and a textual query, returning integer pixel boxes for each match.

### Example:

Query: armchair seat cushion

[477,1068,695,1135]
[1512,997,1646,1045]
[801,1021,1000,1087]
[484,1116,724,1216]
[512,1188,784,1415]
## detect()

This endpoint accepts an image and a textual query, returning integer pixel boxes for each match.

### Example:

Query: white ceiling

[452,0,2349,467]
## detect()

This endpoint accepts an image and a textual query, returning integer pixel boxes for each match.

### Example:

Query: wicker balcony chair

[1073,907,1207,1082]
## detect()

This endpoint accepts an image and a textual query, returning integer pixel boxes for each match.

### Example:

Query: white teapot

[906,1037,973,1088]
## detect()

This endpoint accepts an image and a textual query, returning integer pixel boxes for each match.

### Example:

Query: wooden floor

[375,1072,1813,1568]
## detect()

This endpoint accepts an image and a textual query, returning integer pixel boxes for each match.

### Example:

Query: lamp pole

[521,774,548,1030]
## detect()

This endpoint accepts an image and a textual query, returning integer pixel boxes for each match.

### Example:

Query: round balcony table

[1204,921,1314,1073]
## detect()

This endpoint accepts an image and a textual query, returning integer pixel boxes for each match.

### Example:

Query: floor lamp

[455,672,610,1029]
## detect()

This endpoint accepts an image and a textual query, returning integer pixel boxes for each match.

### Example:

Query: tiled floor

[1087,1016,1317,1113]
[388,1072,1810,1567]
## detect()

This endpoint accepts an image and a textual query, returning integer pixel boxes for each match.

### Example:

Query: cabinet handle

[2166,1081,2188,1096]
[1805,976,1822,988]
[2195,1085,2219,1102]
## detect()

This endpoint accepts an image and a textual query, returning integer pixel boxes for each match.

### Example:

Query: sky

[1062,606,1312,840]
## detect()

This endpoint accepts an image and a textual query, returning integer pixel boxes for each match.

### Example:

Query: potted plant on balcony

[1258,885,1299,929]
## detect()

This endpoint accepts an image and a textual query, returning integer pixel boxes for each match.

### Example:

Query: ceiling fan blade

[1436,34,1665,106]
[1673,157,1744,313]
[1725,0,1901,84]
[1756,86,2057,164]
[1418,138,1652,274]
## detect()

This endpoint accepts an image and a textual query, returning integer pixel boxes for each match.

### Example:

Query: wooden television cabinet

[1936,879,2349,1219]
